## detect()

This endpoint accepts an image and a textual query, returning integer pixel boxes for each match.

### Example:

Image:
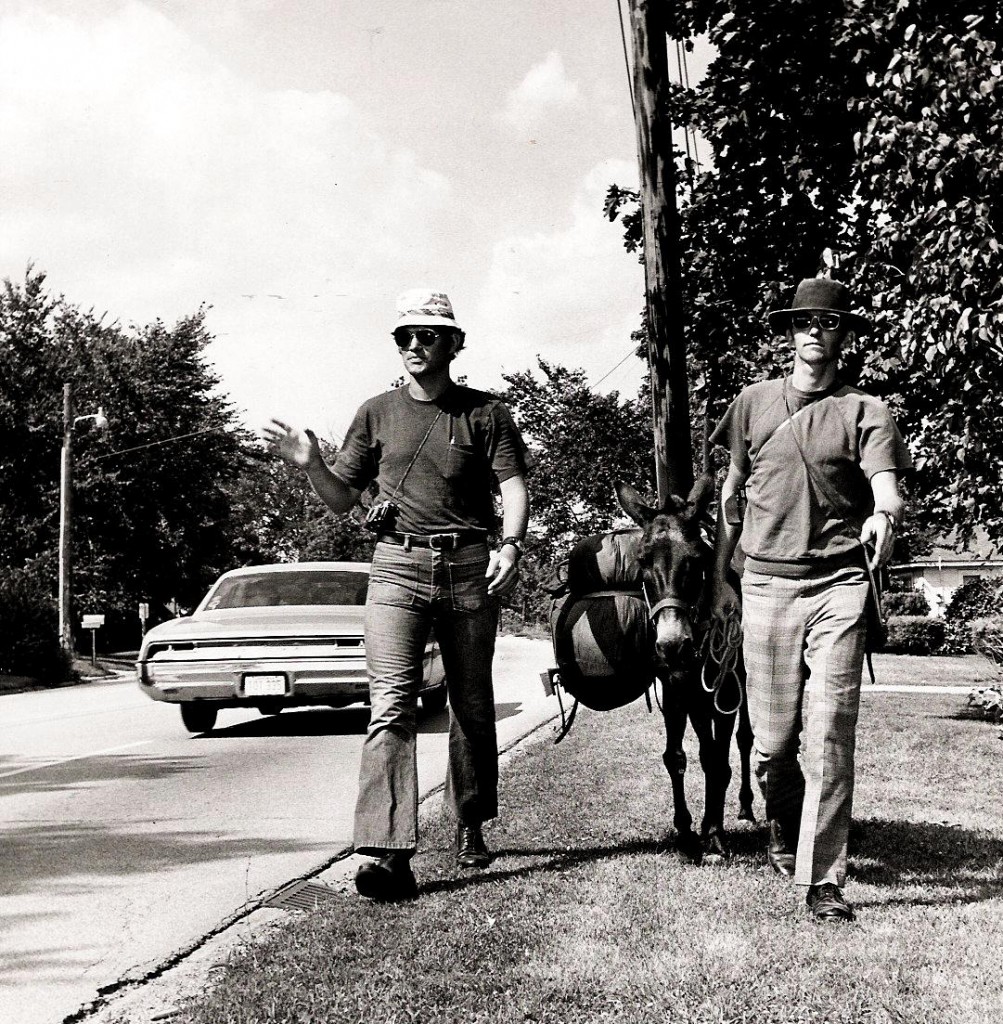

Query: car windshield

[203,570,370,610]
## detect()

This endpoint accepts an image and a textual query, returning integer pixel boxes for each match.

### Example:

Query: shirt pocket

[445,441,479,480]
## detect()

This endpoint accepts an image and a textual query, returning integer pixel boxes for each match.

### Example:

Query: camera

[365,500,399,533]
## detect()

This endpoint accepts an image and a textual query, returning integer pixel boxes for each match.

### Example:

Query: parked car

[136,562,447,733]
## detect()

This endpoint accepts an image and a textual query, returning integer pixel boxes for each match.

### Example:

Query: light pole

[58,382,109,654]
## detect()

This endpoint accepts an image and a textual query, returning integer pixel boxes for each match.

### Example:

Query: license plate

[243,673,287,697]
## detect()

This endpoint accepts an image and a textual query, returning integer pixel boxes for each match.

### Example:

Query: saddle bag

[547,529,654,712]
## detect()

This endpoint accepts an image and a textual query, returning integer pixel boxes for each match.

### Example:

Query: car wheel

[420,685,448,714]
[180,702,218,733]
[257,702,283,716]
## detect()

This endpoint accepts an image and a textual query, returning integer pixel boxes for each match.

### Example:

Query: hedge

[970,616,1003,668]
[0,565,74,682]
[945,577,1003,624]
[885,615,946,655]
[883,590,930,617]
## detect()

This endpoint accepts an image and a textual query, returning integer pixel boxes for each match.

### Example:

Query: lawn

[169,656,1002,1024]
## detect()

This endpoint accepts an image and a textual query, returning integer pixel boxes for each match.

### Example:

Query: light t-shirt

[710,378,912,577]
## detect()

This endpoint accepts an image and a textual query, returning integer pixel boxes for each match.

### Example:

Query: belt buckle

[428,533,453,551]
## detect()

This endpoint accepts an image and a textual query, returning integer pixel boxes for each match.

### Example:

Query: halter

[642,580,695,622]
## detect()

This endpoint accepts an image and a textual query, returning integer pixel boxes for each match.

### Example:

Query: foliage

[0,267,253,651]
[609,1,1003,552]
[0,561,73,681]
[883,589,929,616]
[500,358,654,561]
[885,614,945,654]
[226,444,375,566]
[970,615,1003,669]
[944,576,1003,624]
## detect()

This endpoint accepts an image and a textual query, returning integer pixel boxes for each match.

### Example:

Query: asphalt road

[0,636,557,1024]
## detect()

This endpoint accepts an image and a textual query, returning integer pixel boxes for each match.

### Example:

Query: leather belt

[378,531,487,551]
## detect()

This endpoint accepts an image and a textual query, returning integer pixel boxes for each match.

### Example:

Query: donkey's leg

[735,679,756,822]
[690,688,735,861]
[660,674,700,861]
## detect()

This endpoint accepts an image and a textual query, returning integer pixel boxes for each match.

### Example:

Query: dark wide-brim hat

[767,278,870,332]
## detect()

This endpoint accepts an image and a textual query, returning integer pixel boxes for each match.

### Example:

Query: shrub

[970,616,1003,669]
[885,615,946,655]
[0,566,74,682]
[883,590,929,617]
[944,577,1003,624]
[938,620,976,656]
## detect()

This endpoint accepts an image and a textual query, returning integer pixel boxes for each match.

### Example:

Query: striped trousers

[741,565,868,888]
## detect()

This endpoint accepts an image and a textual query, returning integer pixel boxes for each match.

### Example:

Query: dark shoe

[456,824,491,869]
[767,819,796,877]
[806,883,855,922]
[354,854,418,902]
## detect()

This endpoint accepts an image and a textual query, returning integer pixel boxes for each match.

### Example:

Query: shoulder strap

[386,408,443,503]
[781,381,883,684]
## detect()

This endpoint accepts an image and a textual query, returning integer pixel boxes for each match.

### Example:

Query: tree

[226,444,375,565]
[609,0,1003,549]
[0,267,253,647]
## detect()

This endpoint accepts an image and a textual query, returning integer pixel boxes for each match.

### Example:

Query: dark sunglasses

[392,327,442,348]
[791,312,841,331]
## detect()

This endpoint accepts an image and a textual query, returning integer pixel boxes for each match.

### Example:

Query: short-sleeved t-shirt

[710,378,912,577]
[332,384,531,535]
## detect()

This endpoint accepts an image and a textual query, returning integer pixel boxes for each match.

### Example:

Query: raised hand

[263,419,322,471]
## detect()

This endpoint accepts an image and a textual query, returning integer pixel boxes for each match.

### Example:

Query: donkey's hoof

[703,830,731,864]
[737,805,756,823]
[675,830,704,864]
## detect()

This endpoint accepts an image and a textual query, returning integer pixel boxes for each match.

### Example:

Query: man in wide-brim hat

[708,276,912,922]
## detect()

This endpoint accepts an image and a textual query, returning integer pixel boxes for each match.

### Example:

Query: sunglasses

[791,312,842,331]
[393,327,442,348]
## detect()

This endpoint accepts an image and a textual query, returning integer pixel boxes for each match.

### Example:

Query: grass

[169,660,1002,1024]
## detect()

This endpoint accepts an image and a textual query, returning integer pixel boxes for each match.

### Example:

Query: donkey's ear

[685,473,715,521]
[615,481,658,526]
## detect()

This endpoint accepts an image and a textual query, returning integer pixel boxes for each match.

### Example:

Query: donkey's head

[616,475,715,666]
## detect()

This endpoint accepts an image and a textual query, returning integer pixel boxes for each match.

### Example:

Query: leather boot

[354,852,418,902]
[456,824,491,869]
[767,819,797,877]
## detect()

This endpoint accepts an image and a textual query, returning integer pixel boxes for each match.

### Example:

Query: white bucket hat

[394,288,462,331]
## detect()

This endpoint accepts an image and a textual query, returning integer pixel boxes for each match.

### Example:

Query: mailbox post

[81,613,105,669]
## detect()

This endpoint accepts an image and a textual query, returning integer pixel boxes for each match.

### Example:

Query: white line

[0,740,153,779]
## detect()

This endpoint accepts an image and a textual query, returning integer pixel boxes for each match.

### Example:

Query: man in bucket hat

[708,277,911,921]
[265,288,531,901]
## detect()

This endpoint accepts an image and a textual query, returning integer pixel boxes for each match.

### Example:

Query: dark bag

[547,530,654,712]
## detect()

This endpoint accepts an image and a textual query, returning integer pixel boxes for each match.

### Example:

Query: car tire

[420,685,448,714]
[180,702,218,733]
[257,703,283,716]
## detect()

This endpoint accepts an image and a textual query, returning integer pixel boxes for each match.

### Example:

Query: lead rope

[697,606,745,715]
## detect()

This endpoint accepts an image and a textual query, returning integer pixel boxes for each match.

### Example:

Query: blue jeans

[353,539,499,854]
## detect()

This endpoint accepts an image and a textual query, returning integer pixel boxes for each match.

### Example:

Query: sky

[1,0,715,443]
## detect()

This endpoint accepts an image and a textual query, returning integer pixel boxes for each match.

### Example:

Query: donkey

[616,474,755,862]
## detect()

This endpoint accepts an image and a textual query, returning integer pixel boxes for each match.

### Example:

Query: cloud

[0,1,463,436]
[470,158,645,397]
[502,51,581,131]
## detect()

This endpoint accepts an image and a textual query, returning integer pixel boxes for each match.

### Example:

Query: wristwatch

[500,536,524,561]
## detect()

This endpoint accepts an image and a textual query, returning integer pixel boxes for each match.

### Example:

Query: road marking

[0,740,153,779]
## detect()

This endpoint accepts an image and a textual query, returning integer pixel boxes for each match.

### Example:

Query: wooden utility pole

[627,0,693,503]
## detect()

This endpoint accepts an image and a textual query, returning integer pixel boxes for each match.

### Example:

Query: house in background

[890,533,1003,617]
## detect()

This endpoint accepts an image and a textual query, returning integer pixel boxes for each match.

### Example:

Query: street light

[58,382,109,654]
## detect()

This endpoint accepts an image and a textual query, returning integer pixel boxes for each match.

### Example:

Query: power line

[590,346,640,389]
[615,0,635,118]
[94,427,220,461]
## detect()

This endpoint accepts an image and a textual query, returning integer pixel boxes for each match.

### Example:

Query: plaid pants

[741,565,868,887]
